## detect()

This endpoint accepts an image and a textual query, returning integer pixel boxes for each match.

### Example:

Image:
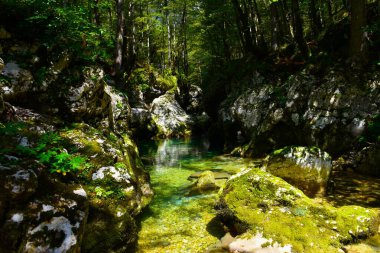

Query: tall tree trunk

[231,0,254,55]
[252,0,266,47]
[115,0,125,86]
[270,1,281,51]
[291,0,308,57]
[93,0,100,26]
[181,2,189,76]
[279,0,291,39]
[309,0,322,37]
[349,0,367,65]
[222,21,231,61]
[327,0,333,23]
[242,0,257,47]
[165,0,172,71]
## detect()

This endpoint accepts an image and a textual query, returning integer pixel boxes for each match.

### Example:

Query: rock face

[65,68,131,131]
[217,168,379,252]
[1,61,34,101]
[263,146,332,197]
[0,55,131,132]
[220,70,380,157]
[0,109,152,253]
[150,93,193,138]
[354,144,380,177]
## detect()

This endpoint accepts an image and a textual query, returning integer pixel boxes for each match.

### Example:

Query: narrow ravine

[136,138,257,253]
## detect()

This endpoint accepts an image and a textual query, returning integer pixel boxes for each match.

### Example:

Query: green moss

[273,147,287,155]
[219,168,380,252]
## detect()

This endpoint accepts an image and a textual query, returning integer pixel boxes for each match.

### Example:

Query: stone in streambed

[263,146,332,197]
[188,171,231,180]
[217,168,379,253]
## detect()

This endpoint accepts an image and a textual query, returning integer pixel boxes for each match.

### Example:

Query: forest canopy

[0,0,379,94]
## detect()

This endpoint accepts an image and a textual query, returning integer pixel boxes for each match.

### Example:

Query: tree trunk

[252,0,266,48]
[291,0,308,57]
[93,0,100,26]
[165,0,172,70]
[270,1,281,51]
[327,0,333,23]
[349,0,367,65]
[231,0,254,55]
[115,0,125,86]
[309,0,322,37]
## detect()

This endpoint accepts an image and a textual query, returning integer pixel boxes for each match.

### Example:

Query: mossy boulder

[217,168,379,253]
[60,123,153,252]
[194,170,219,191]
[0,109,152,253]
[150,93,193,138]
[263,146,332,197]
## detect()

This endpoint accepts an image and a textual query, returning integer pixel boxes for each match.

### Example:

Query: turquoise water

[136,138,380,253]
[136,138,255,253]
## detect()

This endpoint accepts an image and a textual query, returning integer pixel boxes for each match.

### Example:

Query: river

[136,138,380,253]
[136,137,257,253]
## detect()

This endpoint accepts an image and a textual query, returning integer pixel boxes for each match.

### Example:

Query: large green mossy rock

[263,146,332,197]
[217,168,379,253]
[60,123,153,252]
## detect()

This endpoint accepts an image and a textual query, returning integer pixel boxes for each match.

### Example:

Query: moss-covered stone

[0,111,152,253]
[263,146,332,197]
[217,168,379,253]
[58,123,153,251]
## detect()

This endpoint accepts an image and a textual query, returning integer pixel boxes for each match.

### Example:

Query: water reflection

[140,137,216,169]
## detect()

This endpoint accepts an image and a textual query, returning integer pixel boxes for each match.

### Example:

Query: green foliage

[0,122,26,136]
[359,115,380,144]
[0,75,11,86]
[0,123,90,175]
[127,67,151,92]
[94,186,115,198]
[33,132,89,175]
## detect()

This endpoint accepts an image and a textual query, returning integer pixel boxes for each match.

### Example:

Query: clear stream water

[136,138,380,253]
[136,137,257,253]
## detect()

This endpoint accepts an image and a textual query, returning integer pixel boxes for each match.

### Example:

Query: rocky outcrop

[263,146,332,197]
[220,70,380,157]
[0,108,152,253]
[354,143,380,177]
[217,168,380,252]
[65,67,131,131]
[150,93,193,138]
[1,61,34,101]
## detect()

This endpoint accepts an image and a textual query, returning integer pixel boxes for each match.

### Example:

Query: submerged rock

[150,93,193,138]
[189,171,231,180]
[188,171,229,196]
[263,146,332,197]
[217,168,379,252]
[195,170,219,190]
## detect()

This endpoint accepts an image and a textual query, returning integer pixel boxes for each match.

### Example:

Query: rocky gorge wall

[218,68,380,176]
[0,27,154,252]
